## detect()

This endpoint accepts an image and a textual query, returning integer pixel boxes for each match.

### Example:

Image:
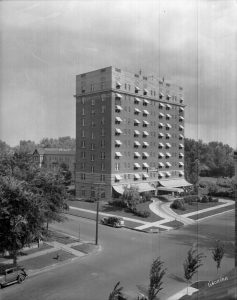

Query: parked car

[0,267,28,288]
[100,216,124,228]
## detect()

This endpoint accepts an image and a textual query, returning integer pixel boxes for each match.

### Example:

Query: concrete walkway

[166,286,198,300]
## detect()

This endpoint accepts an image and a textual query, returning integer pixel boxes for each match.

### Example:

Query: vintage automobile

[0,267,28,288]
[100,216,124,228]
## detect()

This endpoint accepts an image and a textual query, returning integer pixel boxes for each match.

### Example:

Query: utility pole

[94,183,105,246]
[233,150,237,267]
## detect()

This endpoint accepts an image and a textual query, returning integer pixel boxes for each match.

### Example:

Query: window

[81,151,86,158]
[115,163,120,171]
[81,141,85,148]
[81,189,86,196]
[101,128,105,136]
[90,84,94,91]
[91,109,95,115]
[101,152,105,159]
[101,94,106,102]
[101,140,105,148]
[91,154,94,161]
[91,99,95,106]
[82,108,85,115]
[101,163,105,171]
[101,117,105,125]
[91,143,95,150]
[91,166,94,173]
[100,174,105,182]
[81,163,85,170]
[82,130,85,137]
[91,132,94,139]
[82,119,85,126]
[81,173,86,180]
[82,97,85,104]
[101,105,106,113]
[91,121,95,127]
[101,82,105,90]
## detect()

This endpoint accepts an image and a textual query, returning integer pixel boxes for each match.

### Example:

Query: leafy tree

[0,176,46,266]
[0,140,11,154]
[122,186,140,211]
[211,240,225,275]
[31,170,69,230]
[148,257,166,300]
[59,163,72,186]
[108,282,127,300]
[183,248,205,294]
[39,136,75,149]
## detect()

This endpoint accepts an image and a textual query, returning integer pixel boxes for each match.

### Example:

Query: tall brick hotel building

[75,66,191,200]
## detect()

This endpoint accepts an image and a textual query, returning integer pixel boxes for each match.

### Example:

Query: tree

[59,163,72,186]
[183,248,205,294]
[0,176,46,266]
[147,257,166,300]
[122,186,140,211]
[211,240,225,275]
[31,170,69,230]
[108,282,127,300]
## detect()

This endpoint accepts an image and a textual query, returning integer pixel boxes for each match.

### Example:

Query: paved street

[1,210,235,300]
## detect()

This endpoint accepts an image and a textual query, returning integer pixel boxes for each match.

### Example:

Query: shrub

[142,191,152,203]
[108,199,127,208]
[133,209,151,218]
[183,195,199,204]
[170,199,186,211]
[200,195,209,203]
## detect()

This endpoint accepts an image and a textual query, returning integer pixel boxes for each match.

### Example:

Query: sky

[0,0,236,148]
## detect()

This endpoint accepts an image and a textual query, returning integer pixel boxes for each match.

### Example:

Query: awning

[115,174,122,180]
[179,125,184,130]
[134,119,140,124]
[179,134,184,139]
[166,162,172,167]
[158,162,164,167]
[159,133,164,137]
[115,117,123,122]
[166,124,172,128]
[116,82,121,87]
[115,128,123,134]
[166,143,171,148]
[167,94,171,99]
[143,99,150,104]
[179,107,184,111]
[179,153,184,157]
[159,152,164,157]
[159,103,165,107]
[179,116,184,120]
[115,93,122,98]
[143,142,149,147]
[158,186,183,193]
[159,112,165,117]
[142,152,149,157]
[158,172,165,177]
[115,105,123,110]
[179,162,184,166]
[159,122,164,127]
[134,141,141,146]
[136,182,155,192]
[143,120,149,125]
[134,163,141,168]
[159,92,164,97]
[115,152,122,157]
[159,142,164,147]
[115,140,122,145]
[180,97,184,101]
[159,178,192,188]
[113,185,124,194]
[166,153,171,157]
[166,133,171,138]
[179,171,184,176]
[166,114,172,119]
[143,89,148,94]
[134,97,141,102]
[143,173,149,178]
[143,131,149,136]
[135,86,140,91]
[179,143,184,148]
[134,173,140,179]
[143,162,149,168]
[134,130,140,135]
[166,104,172,109]
[134,108,141,113]
[134,152,141,157]
[166,172,171,177]
[143,110,150,115]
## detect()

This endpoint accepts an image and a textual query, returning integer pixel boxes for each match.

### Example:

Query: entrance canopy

[112,183,155,195]
[157,186,183,193]
[159,178,192,188]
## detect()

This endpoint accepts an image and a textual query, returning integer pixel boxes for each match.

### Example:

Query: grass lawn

[68,200,162,222]
[162,220,183,228]
[71,243,99,254]
[46,230,79,244]
[171,201,222,215]
[188,204,235,220]
[22,249,76,271]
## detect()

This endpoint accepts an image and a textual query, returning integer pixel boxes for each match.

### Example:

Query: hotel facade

[75,66,191,200]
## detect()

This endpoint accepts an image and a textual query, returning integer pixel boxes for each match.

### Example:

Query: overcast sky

[0,0,236,148]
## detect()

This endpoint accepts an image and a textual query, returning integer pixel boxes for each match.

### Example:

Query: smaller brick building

[32,148,75,181]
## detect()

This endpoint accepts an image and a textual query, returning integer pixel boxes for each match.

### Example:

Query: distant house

[32,148,76,181]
